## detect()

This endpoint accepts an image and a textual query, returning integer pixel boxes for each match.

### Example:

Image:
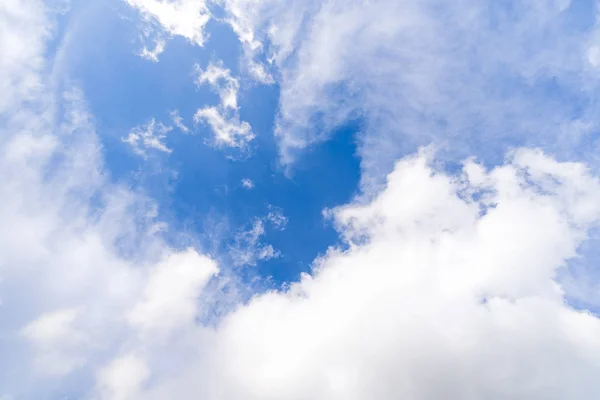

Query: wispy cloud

[195,61,240,110]
[170,109,190,133]
[139,38,165,62]
[122,118,173,157]
[216,0,600,191]
[193,61,255,149]
[194,106,254,148]
[229,207,287,267]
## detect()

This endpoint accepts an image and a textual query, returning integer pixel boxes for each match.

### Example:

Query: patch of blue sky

[57,0,361,286]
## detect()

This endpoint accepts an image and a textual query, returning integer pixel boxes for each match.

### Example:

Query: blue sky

[57,0,363,285]
[5,0,600,398]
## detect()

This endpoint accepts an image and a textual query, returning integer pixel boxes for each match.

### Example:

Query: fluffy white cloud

[125,0,210,47]
[139,148,600,399]
[96,354,150,400]
[128,249,217,335]
[20,308,86,376]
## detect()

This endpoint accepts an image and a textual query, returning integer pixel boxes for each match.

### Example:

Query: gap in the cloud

[162,84,362,285]
[58,0,243,192]
[54,0,363,288]
[258,122,362,283]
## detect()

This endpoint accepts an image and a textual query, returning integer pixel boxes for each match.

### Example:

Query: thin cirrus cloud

[122,118,173,157]
[194,106,255,148]
[192,0,600,191]
[229,208,287,267]
[3,0,600,399]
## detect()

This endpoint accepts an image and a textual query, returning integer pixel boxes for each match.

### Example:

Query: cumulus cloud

[136,148,600,399]
[96,354,150,400]
[128,249,217,335]
[123,118,173,157]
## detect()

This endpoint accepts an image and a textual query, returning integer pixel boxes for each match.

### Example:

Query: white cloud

[0,0,50,113]
[125,0,210,49]
[140,148,600,399]
[139,38,165,62]
[128,249,217,335]
[194,106,254,148]
[170,110,189,133]
[195,61,240,110]
[241,178,254,189]
[123,0,276,84]
[123,118,173,157]
[230,219,281,266]
[21,308,86,376]
[266,206,287,230]
[229,208,287,266]
[247,59,274,84]
[216,0,600,191]
[96,354,149,400]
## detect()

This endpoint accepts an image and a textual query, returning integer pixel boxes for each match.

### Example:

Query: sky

[4,0,600,399]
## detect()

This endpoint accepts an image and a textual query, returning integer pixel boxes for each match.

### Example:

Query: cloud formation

[126,0,210,48]
[229,208,287,267]
[194,106,254,148]
[123,118,173,157]
[209,0,600,191]
[6,1,600,399]
[129,147,600,399]
[193,61,255,148]
[195,61,241,110]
